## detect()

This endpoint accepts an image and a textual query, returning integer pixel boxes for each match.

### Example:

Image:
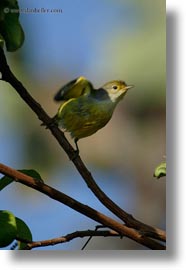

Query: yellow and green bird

[54,76,133,153]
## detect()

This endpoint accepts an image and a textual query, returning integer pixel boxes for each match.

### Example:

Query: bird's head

[102,80,134,103]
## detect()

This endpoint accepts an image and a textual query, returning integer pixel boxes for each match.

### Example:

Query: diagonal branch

[0,47,166,243]
[0,163,165,249]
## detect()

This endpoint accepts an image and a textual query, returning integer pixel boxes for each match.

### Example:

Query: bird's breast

[57,96,116,139]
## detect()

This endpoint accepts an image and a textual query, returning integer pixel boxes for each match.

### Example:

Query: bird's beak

[125,85,134,90]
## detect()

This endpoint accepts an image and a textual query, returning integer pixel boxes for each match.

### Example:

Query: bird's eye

[112,85,118,90]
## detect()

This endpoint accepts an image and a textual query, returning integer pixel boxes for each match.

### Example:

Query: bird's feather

[54,76,93,101]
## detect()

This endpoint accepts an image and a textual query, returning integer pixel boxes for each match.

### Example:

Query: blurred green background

[0,0,165,250]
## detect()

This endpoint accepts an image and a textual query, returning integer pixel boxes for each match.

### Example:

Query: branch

[20,229,119,250]
[0,47,165,244]
[0,163,165,250]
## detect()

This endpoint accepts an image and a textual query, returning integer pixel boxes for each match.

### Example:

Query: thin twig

[22,229,119,250]
[81,226,99,250]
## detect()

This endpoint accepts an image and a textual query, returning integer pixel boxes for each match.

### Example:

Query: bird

[53,76,134,154]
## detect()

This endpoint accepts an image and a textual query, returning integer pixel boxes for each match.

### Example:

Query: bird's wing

[54,76,93,101]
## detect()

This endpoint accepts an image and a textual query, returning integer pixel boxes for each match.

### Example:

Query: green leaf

[0,210,17,248]
[0,0,25,51]
[1,14,24,52]
[15,217,32,250]
[0,210,32,249]
[0,169,43,191]
[153,162,166,179]
[19,169,43,181]
[0,175,14,191]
